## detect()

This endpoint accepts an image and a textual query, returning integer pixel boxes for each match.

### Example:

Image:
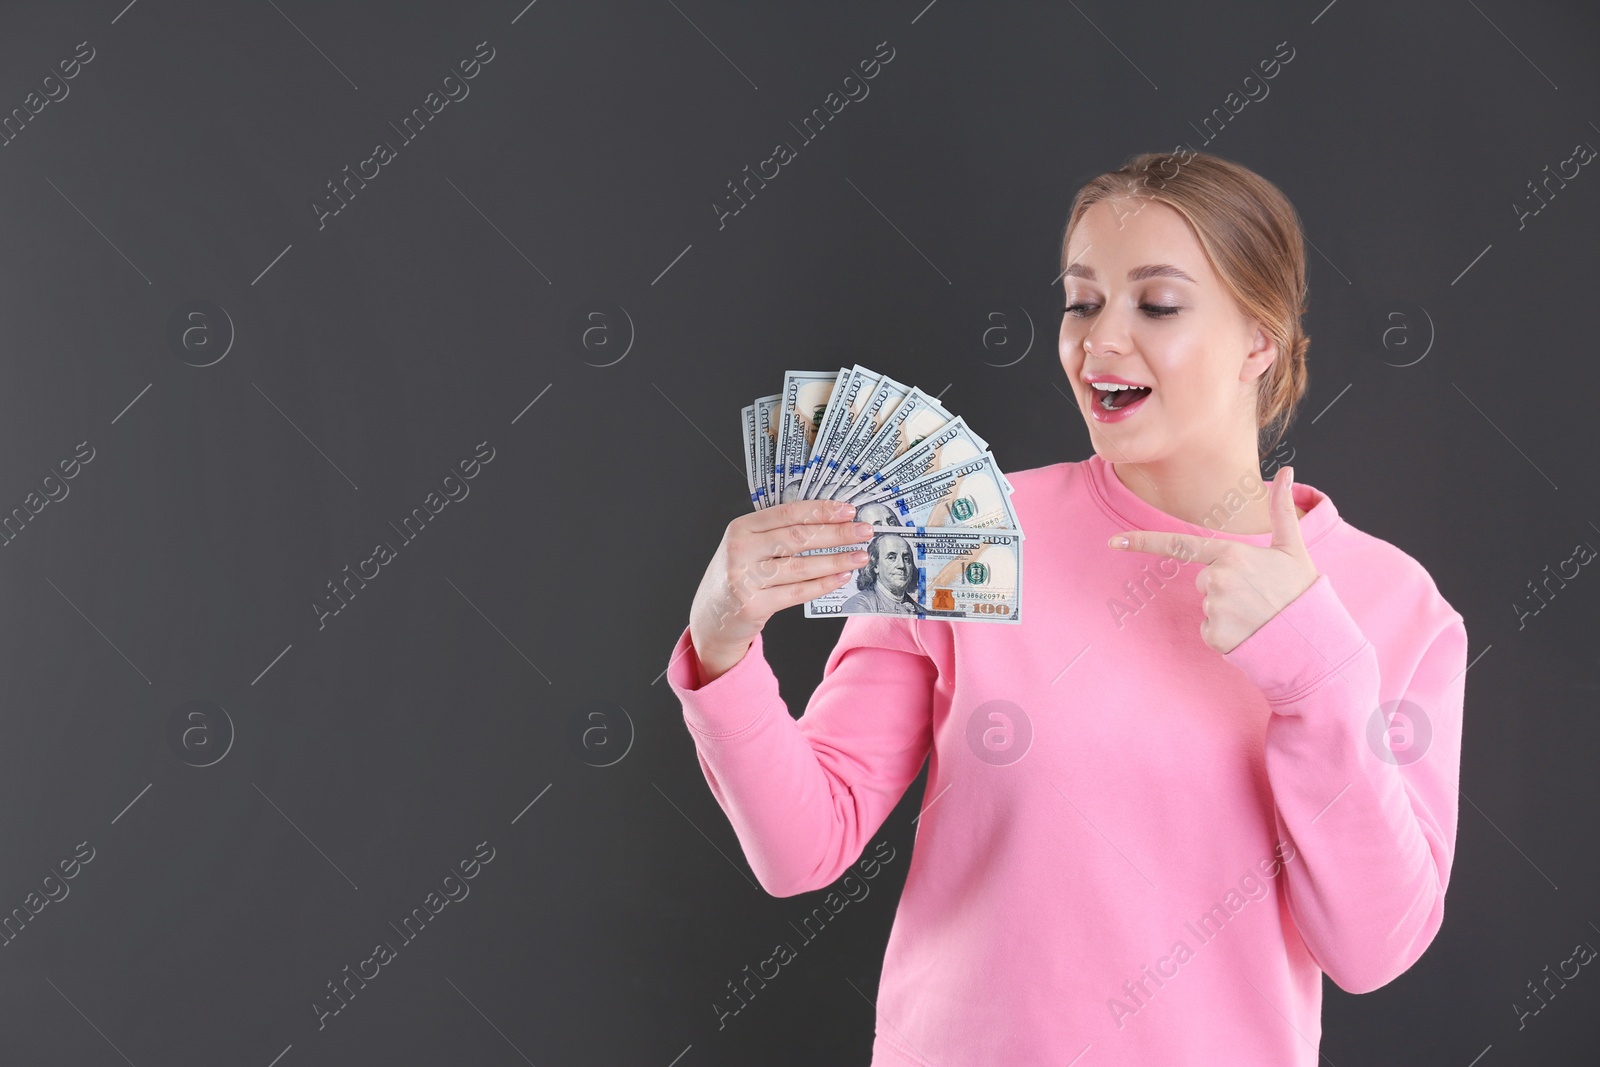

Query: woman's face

[1058,197,1275,462]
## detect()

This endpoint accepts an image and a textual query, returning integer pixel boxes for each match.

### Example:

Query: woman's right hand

[688,498,875,683]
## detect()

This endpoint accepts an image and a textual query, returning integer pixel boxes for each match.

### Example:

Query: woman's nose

[1083,318,1128,358]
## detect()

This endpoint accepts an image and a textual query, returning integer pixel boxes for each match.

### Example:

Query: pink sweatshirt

[665,452,1468,1065]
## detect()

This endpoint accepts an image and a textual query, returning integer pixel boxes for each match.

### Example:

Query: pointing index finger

[1108,529,1228,565]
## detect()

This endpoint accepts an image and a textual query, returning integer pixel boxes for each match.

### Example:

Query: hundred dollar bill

[775,370,842,504]
[800,525,1023,623]
[851,452,1022,531]
[749,393,781,508]
[826,387,957,501]
[798,365,876,500]
[741,404,765,508]
[843,415,990,504]
[809,369,913,500]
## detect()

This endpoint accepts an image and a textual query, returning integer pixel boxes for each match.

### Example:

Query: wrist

[692,633,754,685]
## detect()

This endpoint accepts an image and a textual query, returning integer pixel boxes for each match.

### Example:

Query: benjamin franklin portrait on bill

[841,530,919,614]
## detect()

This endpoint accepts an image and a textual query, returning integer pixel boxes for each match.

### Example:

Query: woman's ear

[1240,322,1278,383]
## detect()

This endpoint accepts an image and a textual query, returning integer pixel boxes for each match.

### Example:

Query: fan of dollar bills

[741,365,1024,623]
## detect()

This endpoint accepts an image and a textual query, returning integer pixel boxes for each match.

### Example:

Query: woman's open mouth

[1089,384,1152,423]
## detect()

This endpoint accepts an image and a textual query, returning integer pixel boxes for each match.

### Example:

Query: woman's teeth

[1092,384,1152,410]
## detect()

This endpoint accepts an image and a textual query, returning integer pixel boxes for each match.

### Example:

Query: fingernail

[836,502,856,518]
[853,523,873,537]
[1109,535,1130,549]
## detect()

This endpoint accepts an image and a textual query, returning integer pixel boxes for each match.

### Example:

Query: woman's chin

[1090,437,1159,465]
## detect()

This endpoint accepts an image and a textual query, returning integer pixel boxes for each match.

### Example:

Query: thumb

[1270,465,1305,553]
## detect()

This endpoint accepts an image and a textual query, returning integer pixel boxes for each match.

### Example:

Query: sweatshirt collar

[1084,451,1341,548]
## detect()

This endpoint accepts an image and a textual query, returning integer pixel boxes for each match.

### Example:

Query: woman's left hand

[1106,466,1320,655]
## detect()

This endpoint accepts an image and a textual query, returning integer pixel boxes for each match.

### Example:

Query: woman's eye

[1061,303,1180,319]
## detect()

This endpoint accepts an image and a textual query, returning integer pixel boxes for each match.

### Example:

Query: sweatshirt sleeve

[1222,572,1468,994]
[664,614,937,898]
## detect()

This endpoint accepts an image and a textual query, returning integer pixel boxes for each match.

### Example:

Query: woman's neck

[1108,451,1296,534]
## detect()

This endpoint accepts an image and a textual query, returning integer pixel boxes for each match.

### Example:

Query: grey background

[0,0,1596,1064]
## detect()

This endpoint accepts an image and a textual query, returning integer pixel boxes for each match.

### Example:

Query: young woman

[666,150,1468,1065]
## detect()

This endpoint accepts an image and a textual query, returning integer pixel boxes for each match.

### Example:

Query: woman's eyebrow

[1064,263,1198,284]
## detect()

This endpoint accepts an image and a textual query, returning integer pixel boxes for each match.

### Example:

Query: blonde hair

[1059,150,1310,457]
